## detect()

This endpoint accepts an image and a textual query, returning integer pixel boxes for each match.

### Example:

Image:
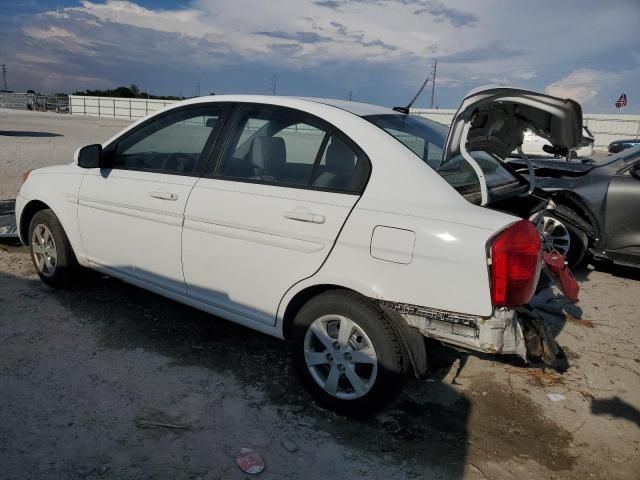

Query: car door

[77,104,227,295]
[182,103,370,326]
[604,159,640,257]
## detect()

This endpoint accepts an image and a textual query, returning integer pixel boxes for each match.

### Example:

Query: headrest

[250,136,286,171]
[325,138,355,173]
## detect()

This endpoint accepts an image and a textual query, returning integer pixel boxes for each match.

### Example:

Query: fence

[0,92,69,112]
[4,92,637,151]
[412,108,640,151]
[68,95,175,120]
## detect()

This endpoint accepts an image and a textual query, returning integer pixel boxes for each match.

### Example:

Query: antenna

[430,59,437,109]
[1,64,7,91]
[393,69,430,114]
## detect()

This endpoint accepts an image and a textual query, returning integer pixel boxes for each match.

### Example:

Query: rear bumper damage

[378,300,560,366]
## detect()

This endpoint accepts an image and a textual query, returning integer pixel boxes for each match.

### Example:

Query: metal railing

[68,95,175,120]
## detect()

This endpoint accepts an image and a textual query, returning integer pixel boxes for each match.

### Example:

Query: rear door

[182,103,369,326]
[78,104,227,294]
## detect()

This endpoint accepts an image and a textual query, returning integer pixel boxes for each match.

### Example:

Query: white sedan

[16,87,583,415]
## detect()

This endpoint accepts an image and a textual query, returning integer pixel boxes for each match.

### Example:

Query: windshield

[364,114,526,203]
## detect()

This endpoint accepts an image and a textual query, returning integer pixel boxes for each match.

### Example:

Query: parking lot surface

[1,110,639,479]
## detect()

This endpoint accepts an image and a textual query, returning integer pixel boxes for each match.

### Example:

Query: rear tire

[28,209,78,288]
[291,290,405,417]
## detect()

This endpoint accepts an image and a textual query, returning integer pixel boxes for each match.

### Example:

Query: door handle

[284,210,326,224]
[149,191,178,201]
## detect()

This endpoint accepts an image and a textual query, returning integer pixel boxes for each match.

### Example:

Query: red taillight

[490,220,542,308]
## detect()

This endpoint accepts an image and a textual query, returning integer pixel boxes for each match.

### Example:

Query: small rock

[281,439,299,453]
[74,465,95,477]
[97,465,110,476]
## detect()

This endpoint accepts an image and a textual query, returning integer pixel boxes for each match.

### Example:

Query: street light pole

[1,64,7,91]
[429,59,437,109]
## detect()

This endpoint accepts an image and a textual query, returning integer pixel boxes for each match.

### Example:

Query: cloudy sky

[1,0,639,112]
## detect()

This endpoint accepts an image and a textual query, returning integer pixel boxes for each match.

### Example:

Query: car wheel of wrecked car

[542,209,588,268]
[28,209,78,288]
[291,290,405,417]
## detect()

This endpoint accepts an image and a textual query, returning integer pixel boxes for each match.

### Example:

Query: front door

[182,103,370,325]
[604,159,640,260]
[78,104,227,294]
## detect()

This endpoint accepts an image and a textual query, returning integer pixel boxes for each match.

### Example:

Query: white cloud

[545,69,621,105]
[70,0,221,39]
[23,25,77,40]
[5,0,640,109]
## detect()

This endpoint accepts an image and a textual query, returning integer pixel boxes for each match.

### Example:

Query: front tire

[291,290,405,417]
[28,209,78,288]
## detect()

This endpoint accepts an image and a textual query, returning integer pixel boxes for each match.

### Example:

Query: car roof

[295,97,398,116]
[180,94,398,117]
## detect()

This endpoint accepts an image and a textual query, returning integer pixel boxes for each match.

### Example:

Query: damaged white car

[16,87,582,415]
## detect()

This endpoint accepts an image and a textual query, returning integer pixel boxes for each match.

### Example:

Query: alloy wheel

[31,223,58,277]
[303,314,378,400]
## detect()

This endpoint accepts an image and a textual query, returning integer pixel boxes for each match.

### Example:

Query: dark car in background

[608,138,640,155]
[509,146,640,268]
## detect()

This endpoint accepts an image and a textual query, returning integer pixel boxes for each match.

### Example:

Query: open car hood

[443,86,584,162]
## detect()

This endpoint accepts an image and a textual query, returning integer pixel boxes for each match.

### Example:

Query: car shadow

[1,259,583,477]
[572,261,640,282]
[47,269,471,477]
[591,397,640,427]
[0,130,63,137]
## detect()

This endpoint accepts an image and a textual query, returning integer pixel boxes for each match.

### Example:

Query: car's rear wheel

[291,290,405,417]
[29,209,78,288]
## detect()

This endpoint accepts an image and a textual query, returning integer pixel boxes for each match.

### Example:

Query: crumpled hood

[444,86,584,162]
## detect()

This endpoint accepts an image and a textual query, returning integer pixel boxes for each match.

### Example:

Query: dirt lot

[1,109,639,479]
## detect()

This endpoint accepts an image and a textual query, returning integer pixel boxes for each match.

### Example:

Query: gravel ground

[1,109,639,479]
[0,109,131,199]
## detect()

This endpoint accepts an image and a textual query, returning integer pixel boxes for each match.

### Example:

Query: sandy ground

[1,109,639,479]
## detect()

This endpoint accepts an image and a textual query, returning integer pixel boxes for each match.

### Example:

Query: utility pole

[270,74,277,95]
[429,59,437,109]
[348,90,352,101]
[1,64,7,91]
[196,82,200,97]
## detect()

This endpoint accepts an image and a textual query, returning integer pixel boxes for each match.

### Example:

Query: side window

[217,104,369,192]
[111,106,224,175]
[311,135,368,192]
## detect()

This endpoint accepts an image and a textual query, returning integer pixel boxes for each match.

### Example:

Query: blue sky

[1,0,639,112]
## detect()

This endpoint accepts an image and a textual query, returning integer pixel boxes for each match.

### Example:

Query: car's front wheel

[29,209,78,288]
[291,290,405,417]
[540,212,588,268]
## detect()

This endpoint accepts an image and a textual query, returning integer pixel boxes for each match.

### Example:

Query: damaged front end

[379,299,562,367]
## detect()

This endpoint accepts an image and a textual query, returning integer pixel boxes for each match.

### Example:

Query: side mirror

[76,144,102,169]
[630,164,640,180]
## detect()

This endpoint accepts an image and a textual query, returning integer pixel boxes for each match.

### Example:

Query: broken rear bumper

[378,300,560,366]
